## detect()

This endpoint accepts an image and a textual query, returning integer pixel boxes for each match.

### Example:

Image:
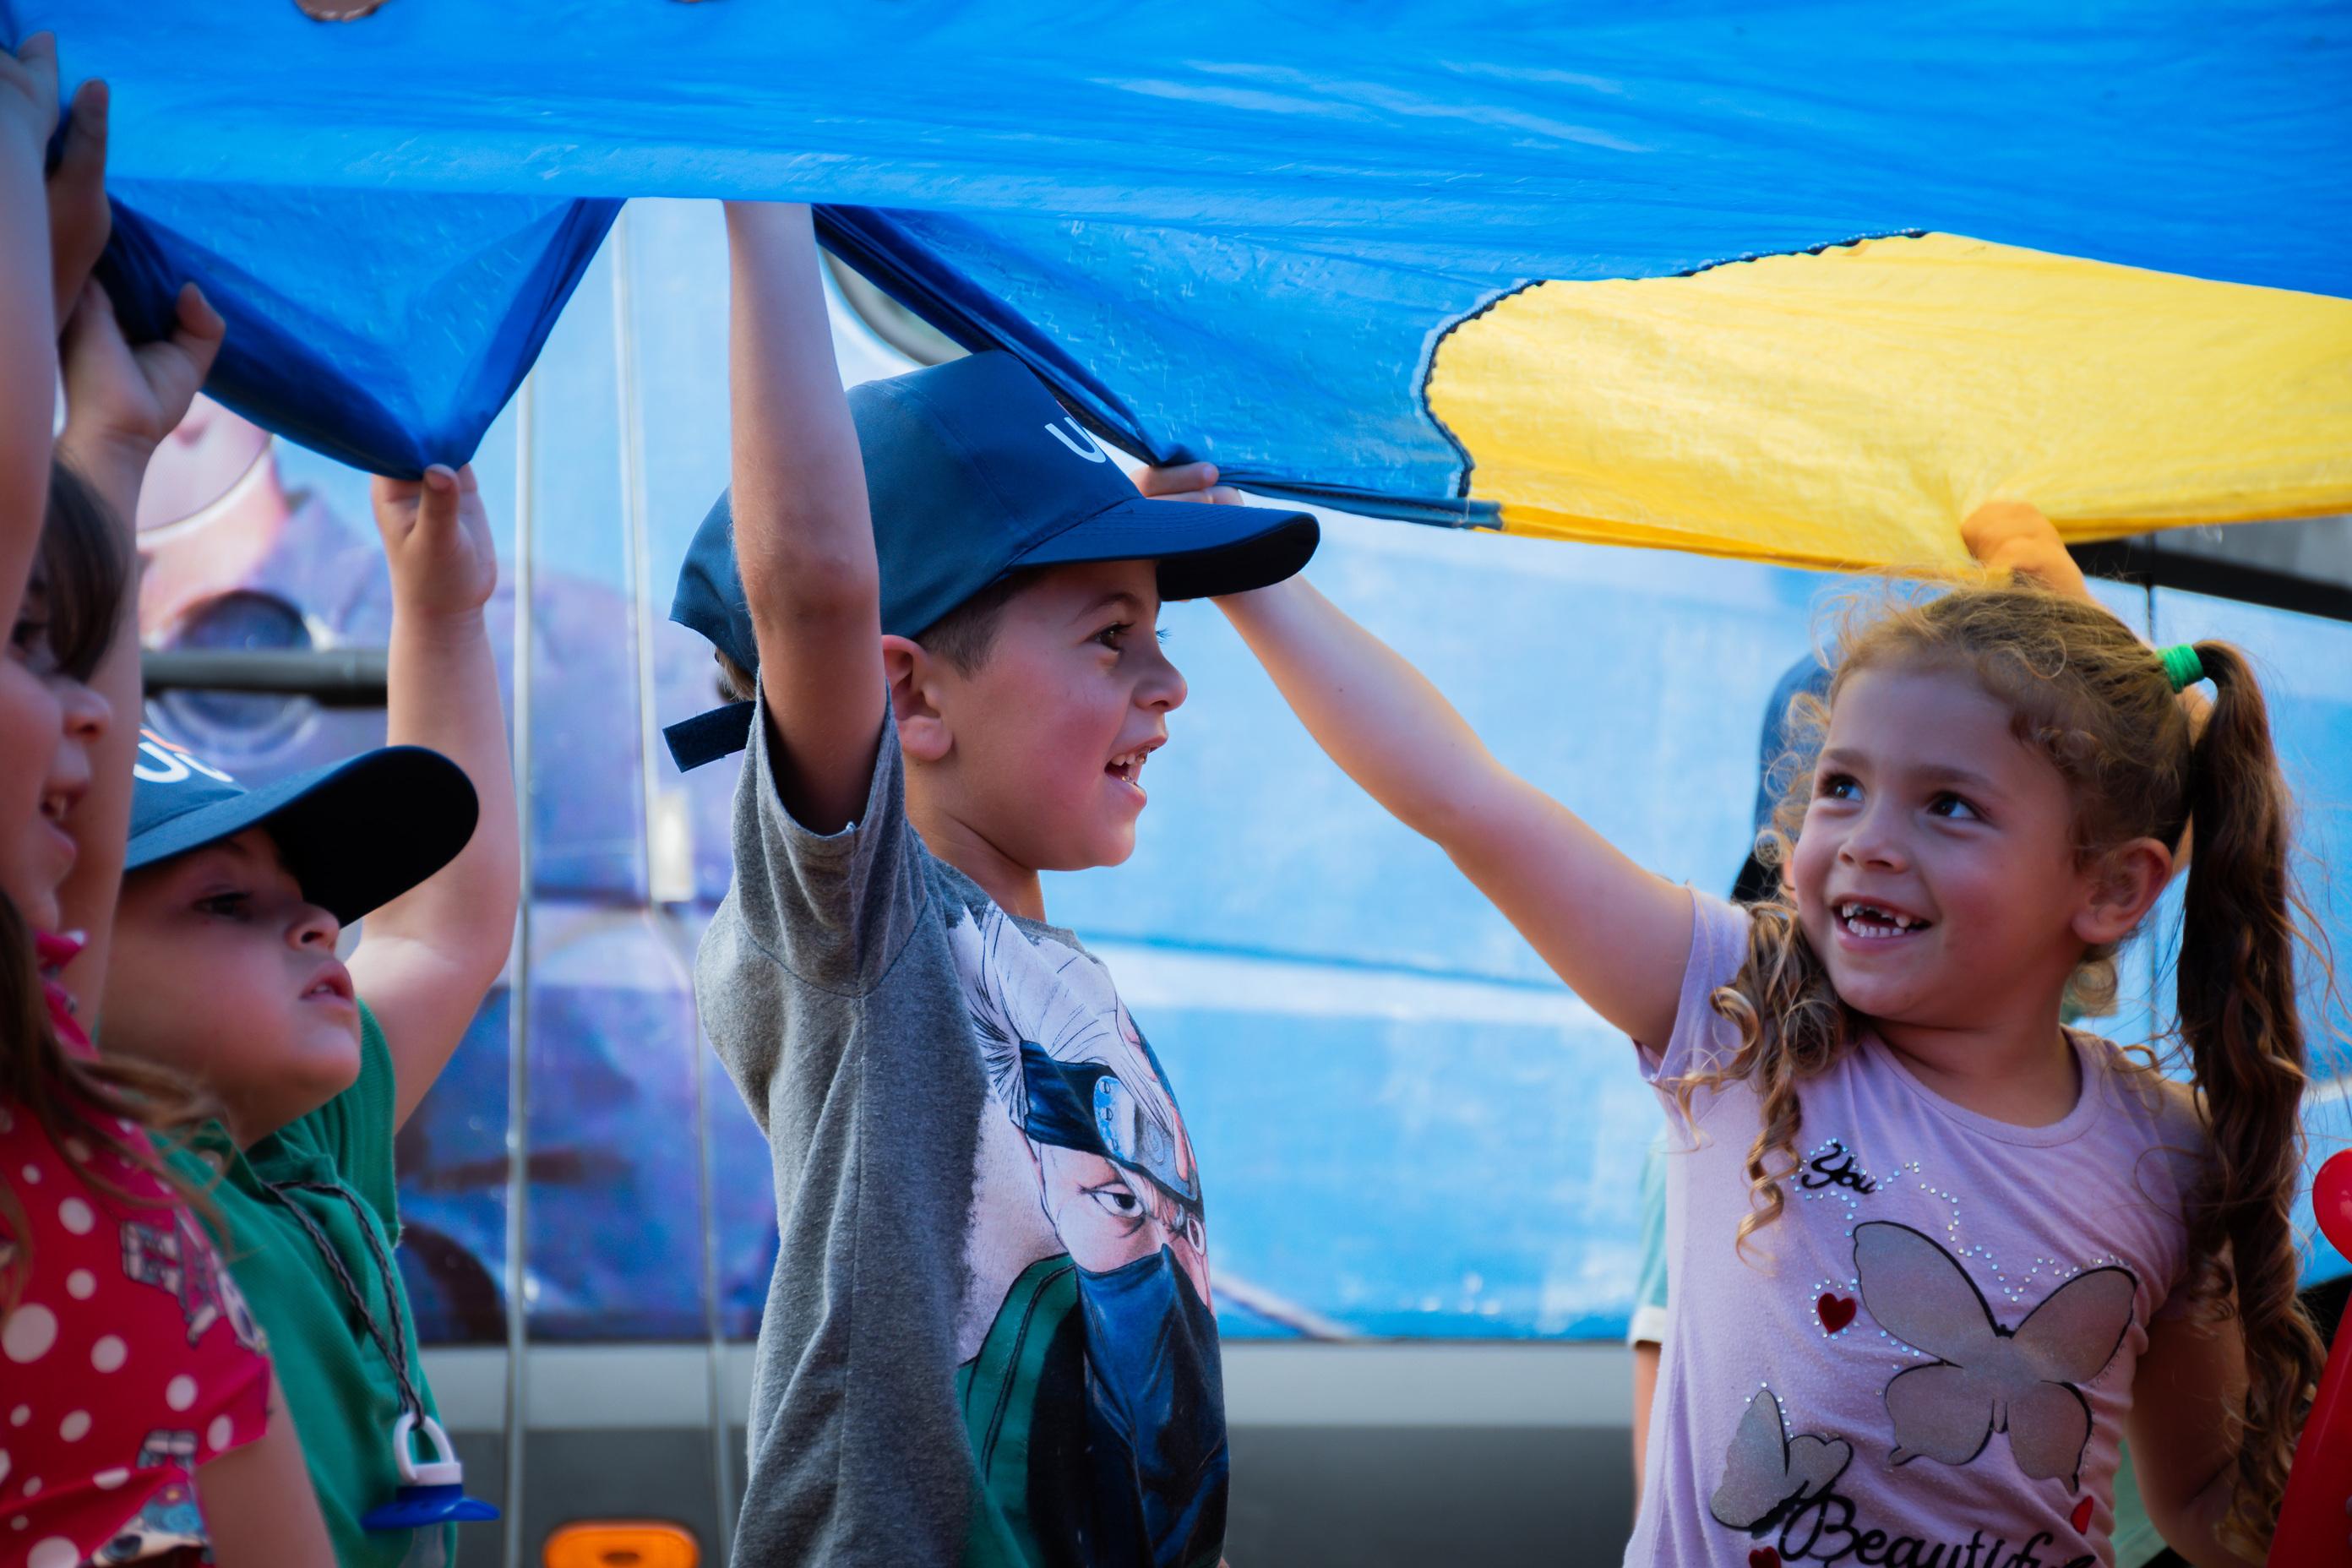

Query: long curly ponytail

[2170,640,2324,1549]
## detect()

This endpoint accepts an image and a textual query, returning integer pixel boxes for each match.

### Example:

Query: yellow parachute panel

[1427,233,2352,570]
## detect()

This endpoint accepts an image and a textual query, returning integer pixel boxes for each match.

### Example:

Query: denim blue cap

[124,734,477,926]
[666,351,1319,769]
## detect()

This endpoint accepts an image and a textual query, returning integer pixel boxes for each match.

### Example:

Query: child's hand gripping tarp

[358,460,520,1130]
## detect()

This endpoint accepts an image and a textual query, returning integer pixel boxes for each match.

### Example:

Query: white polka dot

[89,1335,125,1373]
[16,1164,35,1184]
[2,1305,56,1364]
[92,1467,126,1489]
[57,1412,88,1443]
[30,1537,78,1568]
[63,1271,93,1301]
[54,1198,92,1236]
[206,1414,232,1454]
[19,1478,37,1495]
[165,1375,197,1411]
[60,1139,89,1164]
[0,1450,8,1485]
[6,1406,24,1426]
[8,1515,23,1529]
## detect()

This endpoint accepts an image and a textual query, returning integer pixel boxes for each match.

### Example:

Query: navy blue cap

[666,351,1319,769]
[125,736,478,927]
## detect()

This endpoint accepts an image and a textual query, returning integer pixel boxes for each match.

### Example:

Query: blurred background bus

[130,200,2352,1566]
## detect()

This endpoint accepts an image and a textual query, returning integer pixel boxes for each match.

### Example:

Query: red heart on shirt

[2070,1494,2094,1533]
[1816,1293,1857,1335]
[1749,1549,1783,1568]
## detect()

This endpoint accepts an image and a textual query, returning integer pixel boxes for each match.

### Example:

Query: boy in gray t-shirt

[664,203,1317,1567]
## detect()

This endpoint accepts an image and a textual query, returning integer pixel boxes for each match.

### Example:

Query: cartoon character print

[1853,1222,2136,1489]
[950,903,1210,1308]
[121,1209,267,1353]
[948,902,1223,1568]
[93,1433,207,1562]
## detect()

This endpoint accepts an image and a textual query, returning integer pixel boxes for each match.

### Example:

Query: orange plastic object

[543,1521,700,1568]
[2272,1151,2352,1565]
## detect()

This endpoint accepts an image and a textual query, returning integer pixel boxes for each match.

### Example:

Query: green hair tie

[2159,643,2204,692]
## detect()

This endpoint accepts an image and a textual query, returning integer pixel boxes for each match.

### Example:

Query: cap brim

[125,747,479,927]
[1010,494,1320,601]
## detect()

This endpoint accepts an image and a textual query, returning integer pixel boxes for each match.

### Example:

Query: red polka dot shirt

[0,934,271,1565]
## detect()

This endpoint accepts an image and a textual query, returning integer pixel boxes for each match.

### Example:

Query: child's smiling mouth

[1106,740,1159,801]
[1834,901,1934,942]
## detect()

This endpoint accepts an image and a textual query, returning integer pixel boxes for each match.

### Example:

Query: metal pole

[608,202,741,1554]
[501,370,538,1568]
[611,207,662,897]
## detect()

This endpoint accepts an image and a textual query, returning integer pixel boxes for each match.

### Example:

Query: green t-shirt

[2110,1449,2166,1568]
[170,1000,452,1568]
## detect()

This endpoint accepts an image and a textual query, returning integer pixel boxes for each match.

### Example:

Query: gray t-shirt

[697,695,1226,1568]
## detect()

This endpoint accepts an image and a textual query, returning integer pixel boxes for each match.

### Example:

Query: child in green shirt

[52,280,520,1568]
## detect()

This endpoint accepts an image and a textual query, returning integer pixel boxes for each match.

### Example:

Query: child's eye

[1093,621,1133,651]
[195,891,253,918]
[1929,792,1981,821]
[1818,772,1859,801]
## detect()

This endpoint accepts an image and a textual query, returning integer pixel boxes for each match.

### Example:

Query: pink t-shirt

[1627,893,2205,1568]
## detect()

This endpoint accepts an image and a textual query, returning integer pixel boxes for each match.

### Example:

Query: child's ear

[883,634,953,764]
[2073,836,2175,946]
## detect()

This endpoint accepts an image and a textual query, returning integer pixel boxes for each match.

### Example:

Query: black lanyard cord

[262,1177,426,1424]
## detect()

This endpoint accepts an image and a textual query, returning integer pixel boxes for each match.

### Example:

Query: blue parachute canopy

[9,1,2349,530]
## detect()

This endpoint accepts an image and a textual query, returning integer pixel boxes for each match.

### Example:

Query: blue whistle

[361,1413,500,1531]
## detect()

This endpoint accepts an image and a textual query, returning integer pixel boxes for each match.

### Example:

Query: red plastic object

[2273,1152,2352,1565]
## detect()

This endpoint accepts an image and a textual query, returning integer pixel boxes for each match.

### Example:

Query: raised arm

[1214,570,1692,1047]
[52,280,226,1019]
[351,464,520,1131]
[1960,500,2092,601]
[726,200,883,833]
[0,32,59,608]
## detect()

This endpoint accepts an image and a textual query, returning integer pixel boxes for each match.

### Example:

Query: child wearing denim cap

[667,203,1316,1567]
[57,403,517,1566]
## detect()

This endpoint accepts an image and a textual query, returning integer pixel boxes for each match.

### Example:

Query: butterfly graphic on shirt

[1710,1385,1855,1532]
[1852,1221,2136,1489]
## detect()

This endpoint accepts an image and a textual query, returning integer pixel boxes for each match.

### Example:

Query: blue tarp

[8,1,2348,496]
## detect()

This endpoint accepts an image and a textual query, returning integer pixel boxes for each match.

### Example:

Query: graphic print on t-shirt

[121,1211,266,1351]
[96,1436,209,1563]
[1853,1222,2136,1489]
[947,903,1225,1568]
[1703,1217,2136,1565]
[1710,1386,1855,1531]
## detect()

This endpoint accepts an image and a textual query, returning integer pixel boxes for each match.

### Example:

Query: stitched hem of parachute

[1669,228,1930,280]
[1423,275,1533,510]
